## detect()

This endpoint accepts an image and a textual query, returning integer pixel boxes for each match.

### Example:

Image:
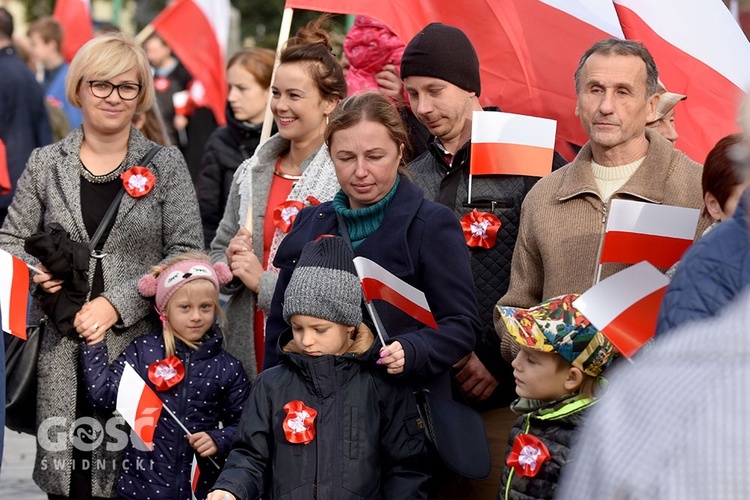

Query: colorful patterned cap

[497,294,614,377]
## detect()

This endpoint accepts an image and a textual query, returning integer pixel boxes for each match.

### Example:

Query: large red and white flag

[600,199,700,269]
[0,249,29,340]
[284,0,750,164]
[117,363,163,451]
[352,256,438,330]
[573,261,669,358]
[190,454,200,500]
[470,111,556,177]
[53,0,94,62]
[151,0,230,125]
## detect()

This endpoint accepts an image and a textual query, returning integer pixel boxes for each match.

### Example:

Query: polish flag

[53,0,94,62]
[352,256,438,330]
[573,261,669,358]
[0,139,10,194]
[151,0,230,125]
[190,454,200,499]
[470,111,556,177]
[0,249,29,340]
[613,0,750,163]
[116,363,163,451]
[600,199,700,269]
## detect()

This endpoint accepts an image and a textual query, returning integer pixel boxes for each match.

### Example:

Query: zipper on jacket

[601,200,608,225]
[504,415,534,500]
[172,350,191,500]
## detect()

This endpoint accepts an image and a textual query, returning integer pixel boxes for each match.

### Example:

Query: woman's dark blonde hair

[325,92,412,172]
[149,252,225,357]
[279,16,347,102]
[227,47,275,89]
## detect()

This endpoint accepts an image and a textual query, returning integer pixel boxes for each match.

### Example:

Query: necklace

[274,155,302,181]
[79,158,127,184]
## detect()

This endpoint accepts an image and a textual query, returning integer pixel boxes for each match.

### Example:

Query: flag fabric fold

[53,0,94,62]
[191,453,200,500]
[470,111,556,177]
[116,363,163,451]
[352,256,438,330]
[0,249,29,340]
[151,0,230,125]
[600,199,700,269]
[573,261,669,358]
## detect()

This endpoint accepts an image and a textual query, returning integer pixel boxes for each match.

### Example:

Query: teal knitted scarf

[332,177,400,248]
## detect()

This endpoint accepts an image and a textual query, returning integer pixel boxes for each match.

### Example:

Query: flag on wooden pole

[574,261,669,358]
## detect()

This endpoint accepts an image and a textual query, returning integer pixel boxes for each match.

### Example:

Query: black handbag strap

[88,145,162,253]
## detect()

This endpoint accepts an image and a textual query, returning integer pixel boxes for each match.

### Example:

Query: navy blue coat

[656,191,750,336]
[0,46,52,211]
[80,328,249,499]
[265,177,480,396]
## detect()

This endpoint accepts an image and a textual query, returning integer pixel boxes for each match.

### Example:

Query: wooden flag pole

[246,7,295,231]
[134,24,155,45]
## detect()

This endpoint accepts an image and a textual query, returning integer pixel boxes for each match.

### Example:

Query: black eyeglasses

[88,80,143,101]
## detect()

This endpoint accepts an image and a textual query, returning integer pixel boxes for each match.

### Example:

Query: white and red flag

[574,261,669,358]
[0,249,29,340]
[470,111,556,177]
[352,256,438,330]
[190,454,200,500]
[284,0,750,164]
[53,0,94,62]
[600,199,700,269]
[116,363,163,451]
[151,0,230,125]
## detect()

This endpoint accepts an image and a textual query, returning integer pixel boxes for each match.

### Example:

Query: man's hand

[453,352,499,401]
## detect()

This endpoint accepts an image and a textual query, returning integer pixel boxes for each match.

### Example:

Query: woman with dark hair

[264,92,479,396]
[198,47,276,247]
[702,133,749,222]
[209,18,347,380]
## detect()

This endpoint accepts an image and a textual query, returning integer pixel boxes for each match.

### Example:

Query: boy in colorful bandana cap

[209,236,430,500]
[495,293,614,500]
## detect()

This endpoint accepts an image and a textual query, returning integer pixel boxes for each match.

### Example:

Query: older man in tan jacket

[496,38,709,361]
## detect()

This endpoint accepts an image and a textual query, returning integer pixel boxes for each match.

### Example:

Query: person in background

[496,294,613,500]
[208,236,430,500]
[646,81,686,145]
[400,23,567,498]
[27,16,83,129]
[0,7,52,226]
[132,99,170,146]
[209,17,345,382]
[0,32,203,499]
[199,47,276,248]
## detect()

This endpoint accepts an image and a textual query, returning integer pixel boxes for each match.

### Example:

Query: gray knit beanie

[283,236,363,326]
[400,22,481,96]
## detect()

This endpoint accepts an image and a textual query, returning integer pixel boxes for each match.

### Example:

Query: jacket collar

[556,129,678,203]
[174,324,224,362]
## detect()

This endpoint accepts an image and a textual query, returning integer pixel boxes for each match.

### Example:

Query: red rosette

[154,76,170,93]
[121,166,156,198]
[306,195,321,206]
[506,434,551,478]
[282,400,317,445]
[147,355,185,391]
[273,200,305,233]
[460,209,502,249]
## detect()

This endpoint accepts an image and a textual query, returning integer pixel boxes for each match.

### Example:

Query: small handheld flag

[0,249,30,340]
[116,363,164,451]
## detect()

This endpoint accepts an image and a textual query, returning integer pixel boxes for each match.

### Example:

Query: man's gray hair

[574,38,659,97]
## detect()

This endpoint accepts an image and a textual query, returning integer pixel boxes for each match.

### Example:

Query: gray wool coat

[0,126,203,497]
[209,134,339,382]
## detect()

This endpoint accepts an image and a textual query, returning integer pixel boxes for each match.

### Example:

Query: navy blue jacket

[656,191,750,336]
[80,328,249,499]
[0,46,52,210]
[265,177,480,396]
[213,327,430,499]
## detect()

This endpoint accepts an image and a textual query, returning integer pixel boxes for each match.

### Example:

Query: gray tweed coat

[209,134,339,382]
[0,126,203,497]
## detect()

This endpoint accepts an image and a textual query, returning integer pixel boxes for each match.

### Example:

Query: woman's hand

[227,227,263,293]
[375,64,405,104]
[32,263,63,294]
[187,431,218,457]
[207,491,236,500]
[378,341,406,374]
[75,297,119,344]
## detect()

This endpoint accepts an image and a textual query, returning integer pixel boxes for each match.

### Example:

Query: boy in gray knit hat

[210,235,431,499]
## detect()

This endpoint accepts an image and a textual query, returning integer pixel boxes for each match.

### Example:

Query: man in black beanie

[401,22,566,499]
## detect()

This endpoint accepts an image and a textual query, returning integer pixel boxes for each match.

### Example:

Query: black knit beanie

[283,236,363,327]
[400,22,481,96]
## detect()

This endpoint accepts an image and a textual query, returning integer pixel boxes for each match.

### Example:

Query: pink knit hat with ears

[138,259,233,312]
